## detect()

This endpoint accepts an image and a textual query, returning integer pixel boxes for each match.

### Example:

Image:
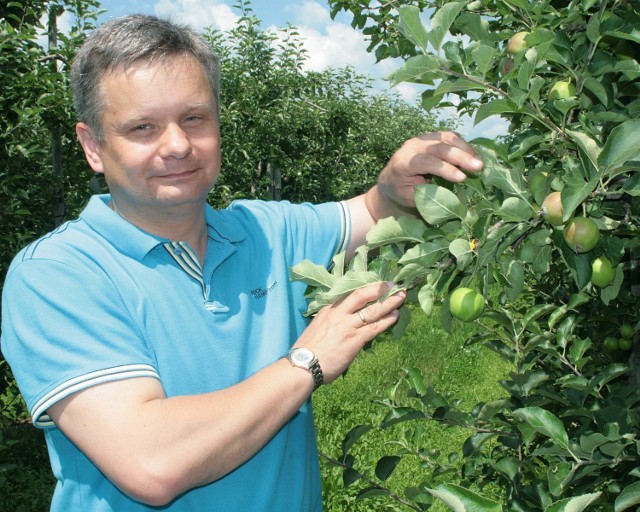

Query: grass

[313,304,512,511]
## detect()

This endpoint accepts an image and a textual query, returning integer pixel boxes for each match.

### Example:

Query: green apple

[541,191,564,226]
[619,338,633,351]
[563,217,599,253]
[507,31,529,54]
[603,336,619,352]
[449,287,485,322]
[591,256,614,288]
[549,80,576,100]
[620,324,635,340]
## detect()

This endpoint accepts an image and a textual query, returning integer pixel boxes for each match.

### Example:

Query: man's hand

[347,131,483,256]
[293,281,406,383]
[369,131,484,219]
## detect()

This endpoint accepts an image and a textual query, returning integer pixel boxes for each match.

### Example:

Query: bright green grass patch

[314,304,512,511]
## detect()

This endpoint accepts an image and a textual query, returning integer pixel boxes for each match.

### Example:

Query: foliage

[0,0,101,283]
[293,0,640,510]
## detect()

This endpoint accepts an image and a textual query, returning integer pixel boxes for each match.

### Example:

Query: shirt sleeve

[1,258,159,428]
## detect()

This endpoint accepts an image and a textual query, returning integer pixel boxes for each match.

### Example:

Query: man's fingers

[344,282,406,328]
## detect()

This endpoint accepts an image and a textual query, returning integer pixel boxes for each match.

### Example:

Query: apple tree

[293,1,640,510]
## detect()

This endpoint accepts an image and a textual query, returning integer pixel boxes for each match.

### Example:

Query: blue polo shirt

[1,194,351,511]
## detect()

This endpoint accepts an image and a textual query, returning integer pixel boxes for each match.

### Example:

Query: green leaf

[435,78,486,96]
[428,483,503,512]
[356,487,388,500]
[415,184,466,224]
[366,215,427,249]
[392,304,412,339]
[319,270,381,302]
[494,456,520,481]
[502,259,524,301]
[393,263,429,290]
[343,466,361,487]
[454,12,493,42]
[615,481,640,511]
[290,259,336,289]
[351,245,369,272]
[561,177,599,221]
[471,44,497,76]
[474,98,519,126]
[566,130,602,172]
[450,238,474,268]
[406,367,427,395]
[331,251,346,277]
[387,54,443,86]
[512,407,569,449]
[545,493,601,512]
[500,197,534,222]
[598,119,640,173]
[521,304,556,331]
[397,5,429,52]
[375,455,401,482]
[398,239,449,267]
[548,462,575,497]
[418,283,436,316]
[476,146,528,199]
[341,425,372,455]
[429,1,465,51]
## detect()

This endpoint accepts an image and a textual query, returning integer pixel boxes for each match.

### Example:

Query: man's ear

[76,122,105,173]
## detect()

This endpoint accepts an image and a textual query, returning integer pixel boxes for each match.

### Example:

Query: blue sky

[61,0,507,140]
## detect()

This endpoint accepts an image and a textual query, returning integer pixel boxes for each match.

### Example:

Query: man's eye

[133,124,151,131]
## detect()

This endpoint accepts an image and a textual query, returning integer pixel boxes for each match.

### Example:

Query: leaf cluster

[304,0,640,510]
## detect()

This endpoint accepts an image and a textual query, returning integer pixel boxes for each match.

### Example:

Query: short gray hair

[70,14,220,141]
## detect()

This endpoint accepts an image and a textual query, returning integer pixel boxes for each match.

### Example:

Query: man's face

[78,55,221,220]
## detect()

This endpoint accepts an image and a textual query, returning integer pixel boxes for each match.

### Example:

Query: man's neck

[110,200,209,263]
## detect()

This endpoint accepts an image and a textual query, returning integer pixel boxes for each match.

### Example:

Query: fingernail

[471,158,483,169]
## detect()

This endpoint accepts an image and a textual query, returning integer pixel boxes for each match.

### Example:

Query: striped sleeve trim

[336,201,351,256]
[31,364,160,428]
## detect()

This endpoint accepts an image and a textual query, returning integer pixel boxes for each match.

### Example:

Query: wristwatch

[285,347,324,391]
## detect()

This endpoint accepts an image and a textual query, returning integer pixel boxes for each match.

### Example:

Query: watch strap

[285,349,324,391]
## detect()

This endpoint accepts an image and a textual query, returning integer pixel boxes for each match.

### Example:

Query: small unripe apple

[507,31,529,54]
[563,217,599,253]
[591,256,614,288]
[541,191,564,226]
[620,324,635,340]
[549,80,576,100]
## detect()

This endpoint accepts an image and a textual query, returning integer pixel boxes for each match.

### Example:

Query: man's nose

[159,123,192,159]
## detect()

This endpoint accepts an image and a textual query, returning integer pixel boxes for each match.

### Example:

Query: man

[1,14,483,511]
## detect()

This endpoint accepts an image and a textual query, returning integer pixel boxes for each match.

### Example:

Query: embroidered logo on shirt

[251,281,277,299]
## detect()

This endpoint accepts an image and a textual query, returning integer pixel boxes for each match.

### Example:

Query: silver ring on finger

[357,309,369,325]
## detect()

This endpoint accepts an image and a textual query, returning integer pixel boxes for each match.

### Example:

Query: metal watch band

[285,349,324,391]
[308,361,324,391]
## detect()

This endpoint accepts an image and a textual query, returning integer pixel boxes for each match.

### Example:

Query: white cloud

[287,0,331,29]
[294,22,375,73]
[393,82,421,104]
[153,0,239,31]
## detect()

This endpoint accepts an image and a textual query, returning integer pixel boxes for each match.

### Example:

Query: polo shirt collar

[81,194,246,260]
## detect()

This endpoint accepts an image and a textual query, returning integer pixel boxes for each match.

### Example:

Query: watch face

[291,348,314,366]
